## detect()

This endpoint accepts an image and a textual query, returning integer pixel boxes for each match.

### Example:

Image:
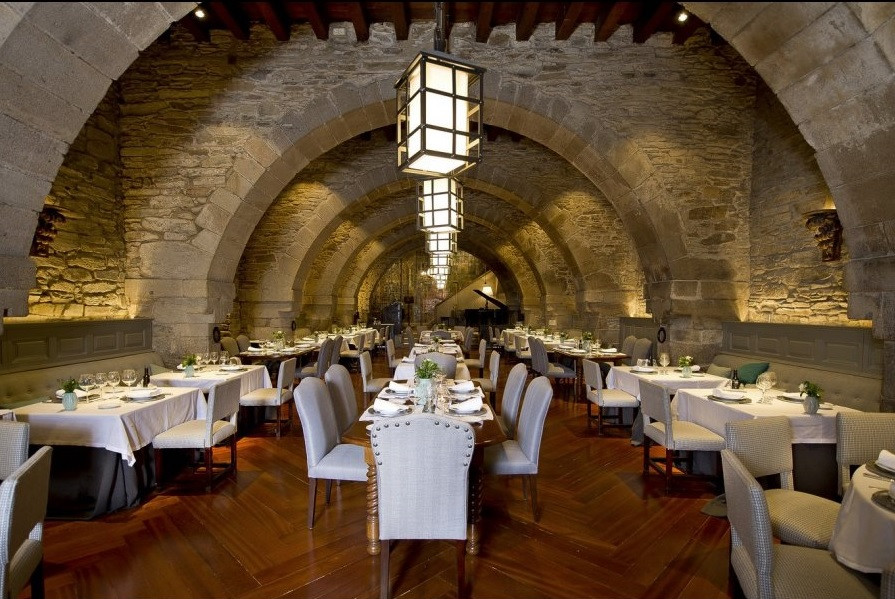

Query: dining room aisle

[35,350,732,599]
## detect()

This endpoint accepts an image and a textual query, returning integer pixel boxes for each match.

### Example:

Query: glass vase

[681,365,693,378]
[803,395,820,414]
[62,391,78,411]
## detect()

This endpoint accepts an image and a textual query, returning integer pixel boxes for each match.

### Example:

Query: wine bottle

[731,369,741,389]
[142,366,151,387]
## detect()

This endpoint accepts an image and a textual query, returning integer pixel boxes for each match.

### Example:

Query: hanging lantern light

[429,253,452,268]
[427,265,450,278]
[395,4,485,177]
[426,231,457,255]
[418,178,463,233]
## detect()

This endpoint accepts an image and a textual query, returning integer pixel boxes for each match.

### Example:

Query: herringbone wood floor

[35,349,733,599]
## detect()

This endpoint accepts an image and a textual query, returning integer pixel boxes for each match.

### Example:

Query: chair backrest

[631,338,652,364]
[500,363,528,439]
[0,421,30,480]
[0,445,52,598]
[373,413,473,540]
[639,380,674,446]
[414,352,457,379]
[514,334,528,358]
[515,377,553,466]
[528,336,547,375]
[206,377,241,445]
[432,330,451,340]
[360,351,375,386]
[582,359,603,401]
[295,378,340,474]
[836,412,895,492]
[220,336,240,358]
[620,335,637,360]
[720,449,775,599]
[276,357,298,393]
[464,328,474,352]
[386,338,397,365]
[315,337,334,378]
[330,335,343,368]
[236,334,251,352]
[476,338,486,362]
[324,364,358,436]
[487,350,500,388]
[364,331,376,351]
[725,416,795,488]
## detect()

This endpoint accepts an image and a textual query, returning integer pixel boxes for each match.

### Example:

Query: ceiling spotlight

[677,11,689,23]
[194,7,206,19]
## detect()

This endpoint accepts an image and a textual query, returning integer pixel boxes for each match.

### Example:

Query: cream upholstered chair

[464,339,487,377]
[340,332,365,371]
[373,413,473,599]
[297,337,332,380]
[239,357,297,438]
[725,416,839,549]
[583,359,638,436]
[503,330,516,355]
[153,377,241,492]
[484,376,553,521]
[529,336,574,398]
[385,338,401,373]
[220,336,240,361]
[720,449,884,599]
[836,412,895,494]
[414,352,457,379]
[0,445,51,599]
[236,334,251,352]
[640,379,725,492]
[0,421,30,480]
[513,334,532,369]
[295,377,367,529]
[471,350,500,406]
[330,335,344,370]
[620,335,637,363]
[324,364,358,436]
[360,351,391,406]
[630,337,652,365]
[497,363,528,439]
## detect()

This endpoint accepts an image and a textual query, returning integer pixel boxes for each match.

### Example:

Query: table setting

[360,379,493,424]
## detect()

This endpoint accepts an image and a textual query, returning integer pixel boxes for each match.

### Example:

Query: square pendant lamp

[418,177,463,233]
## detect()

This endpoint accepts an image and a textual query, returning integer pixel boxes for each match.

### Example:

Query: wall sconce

[804,209,843,262]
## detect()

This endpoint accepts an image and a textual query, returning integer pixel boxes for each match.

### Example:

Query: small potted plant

[415,358,441,407]
[182,353,198,378]
[272,329,285,350]
[581,331,593,352]
[799,380,823,414]
[60,377,80,411]
[678,355,694,378]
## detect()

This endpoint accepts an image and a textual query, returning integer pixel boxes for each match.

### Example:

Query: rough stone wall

[748,82,865,325]
[28,87,127,319]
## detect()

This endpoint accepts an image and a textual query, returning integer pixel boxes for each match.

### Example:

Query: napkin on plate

[877,449,895,472]
[451,380,475,393]
[780,392,803,399]
[127,386,161,399]
[713,387,745,400]
[402,356,414,363]
[372,398,403,415]
[452,396,482,413]
[388,381,412,393]
[56,388,88,399]
[601,347,618,353]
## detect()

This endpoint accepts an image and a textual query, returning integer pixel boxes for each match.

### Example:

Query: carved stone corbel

[804,209,842,262]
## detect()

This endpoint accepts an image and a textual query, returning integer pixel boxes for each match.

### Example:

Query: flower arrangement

[678,355,693,367]
[415,358,441,379]
[799,380,823,399]
[272,330,285,341]
[582,331,593,341]
[182,353,198,367]
[60,377,80,393]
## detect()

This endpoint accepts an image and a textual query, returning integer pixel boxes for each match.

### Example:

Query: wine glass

[78,373,95,401]
[658,352,670,374]
[220,350,229,364]
[210,350,219,366]
[107,371,121,398]
[756,372,773,404]
[94,372,107,400]
[121,369,137,389]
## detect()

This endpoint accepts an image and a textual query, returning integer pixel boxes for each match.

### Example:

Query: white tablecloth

[830,464,895,573]
[151,364,272,403]
[13,387,202,466]
[673,388,856,444]
[606,365,728,398]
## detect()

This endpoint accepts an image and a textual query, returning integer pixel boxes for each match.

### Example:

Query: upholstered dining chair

[294,377,367,529]
[236,334,251,353]
[619,335,637,363]
[385,338,401,373]
[0,421,30,480]
[583,359,639,436]
[513,334,532,370]
[464,339,487,377]
[324,364,358,436]
[0,445,51,599]
[471,350,500,406]
[329,335,344,370]
[239,357,297,438]
[153,377,241,492]
[360,351,391,406]
[725,416,840,549]
[219,336,240,361]
[431,330,452,340]
[530,337,575,399]
[484,376,553,521]
[640,380,725,492]
[340,332,364,371]
[836,412,895,495]
[373,413,474,599]
[720,449,885,599]
[297,337,332,380]
[497,363,529,439]
[630,337,652,365]
[414,352,457,379]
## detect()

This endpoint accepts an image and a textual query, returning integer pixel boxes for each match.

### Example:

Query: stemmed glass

[220,350,229,365]
[78,373,95,401]
[210,350,219,366]
[756,372,774,404]
[107,371,121,399]
[121,369,137,389]
[658,352,670,374]
[94,372,107,401]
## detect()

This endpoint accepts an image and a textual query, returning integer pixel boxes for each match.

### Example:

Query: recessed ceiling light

[677,11,689,23]
[194,7,206,19]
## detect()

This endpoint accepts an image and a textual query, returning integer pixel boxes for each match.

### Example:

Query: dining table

[150,363,272,406]
[237,343,317,365]
[342,381,504,557]
[393,344,470,380]
[553,348,630,402]
[829,463,895,574]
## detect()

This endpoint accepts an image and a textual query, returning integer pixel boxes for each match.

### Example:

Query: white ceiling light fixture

[426,231,457,256]
[418,177,463,233]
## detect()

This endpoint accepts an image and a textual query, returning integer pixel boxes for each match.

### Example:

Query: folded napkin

[713,387,745,400]
[689,364,701,372]
[451,380,475,392]
[372,398,403,415]
[388,381,412,393]
[247,347,263,352]
[452,396,482,413]
[56,388,88,399]
[127,386,161,399]
[780,392,802,399]
[601,347,618,353]
[877,449,895,472]
[402,357,414,363]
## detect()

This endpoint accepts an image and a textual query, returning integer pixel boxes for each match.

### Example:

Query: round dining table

[343,409,505,556]
[829,463,895,573]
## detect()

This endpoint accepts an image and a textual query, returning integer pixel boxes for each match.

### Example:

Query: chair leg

[230,435,237,481]
[30,558,45,599]
[665,449,674,493]
[308,477,318,529]
[586,402,592,426]
[642,437,651,475]
[275,404,281,438]
[456,539,467,599]
[597,406,604,436]
[528,474,539,522]
[380,539,390,599]
[205,447,214,492]
[154,448,164,488]
[325,479,333,504]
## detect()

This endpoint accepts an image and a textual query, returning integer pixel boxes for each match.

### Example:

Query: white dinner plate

[219,365,245,371]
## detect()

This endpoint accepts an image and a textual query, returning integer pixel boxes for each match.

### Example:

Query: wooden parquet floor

[34,350,733,599]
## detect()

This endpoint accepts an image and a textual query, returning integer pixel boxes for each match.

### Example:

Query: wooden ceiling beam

[672,13,703,44]
[208,2,250,40]
[256,1,291,41]
[475,2,494,43]
[595,2,630,42]
[349,2,370,42]
[515,2,540,41]
[632,1,675,44]
[392,1,409,40]
[555,2,584,41]
[304,2,329,40]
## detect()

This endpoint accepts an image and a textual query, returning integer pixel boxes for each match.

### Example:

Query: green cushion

[706,363,732,379]
[737,362,770,384]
